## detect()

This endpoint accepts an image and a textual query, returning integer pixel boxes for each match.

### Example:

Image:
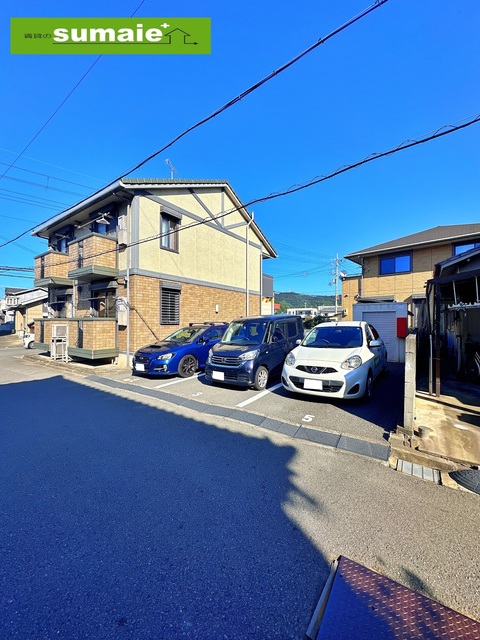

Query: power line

[1,173,91,198]
[0,0,148,184]
[0,148,106,183]
[0,234,39,255]
[0,160,99,190]
[118,0,389,179]
[11,112,480,268]
[0,265,35,272]
[0,0,388,249]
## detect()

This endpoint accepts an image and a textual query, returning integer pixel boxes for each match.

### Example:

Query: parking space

[104,363,404,447]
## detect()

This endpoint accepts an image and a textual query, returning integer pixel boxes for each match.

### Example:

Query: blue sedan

[132,323,228,378]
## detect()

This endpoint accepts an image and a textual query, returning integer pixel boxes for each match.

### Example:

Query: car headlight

[207,348,213,361]
[341,355,362,370]
[239,349,259,361]
[156,352,175,361]
[285,352,296,366]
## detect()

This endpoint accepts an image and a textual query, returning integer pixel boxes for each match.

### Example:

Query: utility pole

[330,254,343,316]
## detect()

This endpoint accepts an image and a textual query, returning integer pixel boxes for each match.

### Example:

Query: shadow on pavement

[0,375,328,640]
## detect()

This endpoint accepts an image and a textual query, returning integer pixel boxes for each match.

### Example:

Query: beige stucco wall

[137,191,262,292]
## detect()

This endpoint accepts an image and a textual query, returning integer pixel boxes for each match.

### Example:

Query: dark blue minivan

[204,314,304,390]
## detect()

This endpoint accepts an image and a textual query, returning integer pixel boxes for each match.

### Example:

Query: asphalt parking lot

[94,362,405,453]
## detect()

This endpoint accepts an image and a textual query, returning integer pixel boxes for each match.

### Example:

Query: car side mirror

[296,339,301,345]
[369,339,381,347]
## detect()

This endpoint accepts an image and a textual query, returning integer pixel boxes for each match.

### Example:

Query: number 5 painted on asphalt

[302,414,315,423]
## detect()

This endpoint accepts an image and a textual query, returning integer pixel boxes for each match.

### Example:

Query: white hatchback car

[282,321,387,401]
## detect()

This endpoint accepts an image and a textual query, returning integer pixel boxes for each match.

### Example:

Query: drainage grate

[396,459,440,483]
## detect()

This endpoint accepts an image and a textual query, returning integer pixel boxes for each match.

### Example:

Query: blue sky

[1,0,479,297]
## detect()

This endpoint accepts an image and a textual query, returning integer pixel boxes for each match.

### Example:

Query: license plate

[135,363,145,372]
[212,370,225,381]
[304,378,323,390]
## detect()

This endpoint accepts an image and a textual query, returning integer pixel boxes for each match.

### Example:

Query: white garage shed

[353,302,408,363]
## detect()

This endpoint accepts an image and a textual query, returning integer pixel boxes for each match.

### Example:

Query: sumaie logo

[11,18,211,54]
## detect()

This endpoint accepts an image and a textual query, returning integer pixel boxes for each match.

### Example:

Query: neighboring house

[31,179,277,366]
[5,287,48,334]
[286,305,341,319]
[261,273,275,316]
[1,287,24,324]
[285,307,318,318]
[342,224,480,362]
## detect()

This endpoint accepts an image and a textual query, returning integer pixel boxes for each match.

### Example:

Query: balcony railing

[68,234,118,281]
[34,251,72,288]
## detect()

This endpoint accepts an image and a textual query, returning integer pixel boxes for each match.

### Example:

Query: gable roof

[31,178,277,259]
[345,224,480,264]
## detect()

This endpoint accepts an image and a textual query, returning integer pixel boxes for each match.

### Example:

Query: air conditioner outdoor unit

[51,324,68,338]
[117,226,128,246]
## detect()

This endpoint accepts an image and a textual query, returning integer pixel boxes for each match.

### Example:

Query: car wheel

[27,341,34,349]
[253,365,269,390]
[363,371,373,401]
[178,354,197,378]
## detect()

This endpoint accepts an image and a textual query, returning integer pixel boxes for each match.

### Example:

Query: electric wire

[22,112,480,271]
[119,0,389,180]
[0,0,389,250]
[0,160,99,190]
[0,0,148,184]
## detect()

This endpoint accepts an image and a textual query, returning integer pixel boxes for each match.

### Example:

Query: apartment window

[379,252,412,275]
[160,213,179,252]
[453,240,480,256]
[56,237,68,253]
[160,283,181,325]
[90,289,116,318]
[77,240,84,268]
[93,215,117,235]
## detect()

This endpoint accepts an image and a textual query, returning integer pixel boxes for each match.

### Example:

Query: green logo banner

[11,18,211,54]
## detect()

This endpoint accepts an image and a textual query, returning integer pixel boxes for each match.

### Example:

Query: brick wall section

[82,320,116,349]
[341,276,361,321]
[34,251,71,279]
[37,319,115,351]
[127,274,260,351]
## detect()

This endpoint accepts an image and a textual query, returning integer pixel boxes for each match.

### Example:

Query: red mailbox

[396,316,408,338]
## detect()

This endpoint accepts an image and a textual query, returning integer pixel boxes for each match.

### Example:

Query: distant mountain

[274,292,335,308]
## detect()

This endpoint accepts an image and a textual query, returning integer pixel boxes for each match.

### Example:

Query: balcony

[35,318,118,361]
[68,234,118,282]
[34,251,73,288]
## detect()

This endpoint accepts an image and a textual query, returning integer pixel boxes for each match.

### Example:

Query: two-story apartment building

[32,179,277,366]
[342,224,480,362]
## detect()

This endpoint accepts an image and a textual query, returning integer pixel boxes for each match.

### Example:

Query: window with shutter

[160,288,180,325]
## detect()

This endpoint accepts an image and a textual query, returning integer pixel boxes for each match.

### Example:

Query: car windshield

[222,320,268,345]
[303,325,363,348]
[163,327,203,343]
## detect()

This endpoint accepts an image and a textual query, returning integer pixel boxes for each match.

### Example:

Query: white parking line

[155,373,204,389]
[236,383,282,408]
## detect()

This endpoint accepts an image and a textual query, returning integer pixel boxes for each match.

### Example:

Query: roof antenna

[165,159,181,179]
